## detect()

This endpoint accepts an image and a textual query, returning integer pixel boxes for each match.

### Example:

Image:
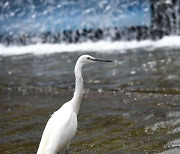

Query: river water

[0,37,180,153]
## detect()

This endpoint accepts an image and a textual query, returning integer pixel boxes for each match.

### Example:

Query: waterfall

[0,0,179,45]
[151,0,180,38]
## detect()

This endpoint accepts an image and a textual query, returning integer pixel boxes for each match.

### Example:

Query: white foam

[0,35,180,56]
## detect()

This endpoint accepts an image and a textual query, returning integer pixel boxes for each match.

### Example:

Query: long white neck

[70,60,84,114]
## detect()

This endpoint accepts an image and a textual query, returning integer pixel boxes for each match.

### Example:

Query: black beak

[92,58,112,62]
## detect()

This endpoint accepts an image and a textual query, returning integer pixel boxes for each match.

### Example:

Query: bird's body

[37,55,111,154]
[37,102,77,153]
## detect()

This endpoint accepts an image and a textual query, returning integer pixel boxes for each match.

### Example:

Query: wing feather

[37,103,77,154]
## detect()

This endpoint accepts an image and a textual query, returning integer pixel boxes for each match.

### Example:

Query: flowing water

[0,0,180,153]
[0,37,180,153]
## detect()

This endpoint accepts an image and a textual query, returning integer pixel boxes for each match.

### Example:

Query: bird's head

[78,55,112,65]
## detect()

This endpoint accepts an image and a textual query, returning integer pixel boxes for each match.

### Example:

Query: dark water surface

[0,48,180,153]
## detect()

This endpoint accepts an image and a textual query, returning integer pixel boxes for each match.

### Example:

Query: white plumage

[37,55,112,154]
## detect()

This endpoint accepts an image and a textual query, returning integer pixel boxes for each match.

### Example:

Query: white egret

[37,55,112,154]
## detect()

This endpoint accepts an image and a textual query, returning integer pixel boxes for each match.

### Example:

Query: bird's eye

[87,57,90,60]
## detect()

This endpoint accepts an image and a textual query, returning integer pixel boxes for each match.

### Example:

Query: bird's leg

[65,143,70,154]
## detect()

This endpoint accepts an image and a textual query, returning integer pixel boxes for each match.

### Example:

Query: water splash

[0,36,180,56]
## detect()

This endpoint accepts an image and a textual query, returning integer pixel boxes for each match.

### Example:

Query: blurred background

[0,0,180,153]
